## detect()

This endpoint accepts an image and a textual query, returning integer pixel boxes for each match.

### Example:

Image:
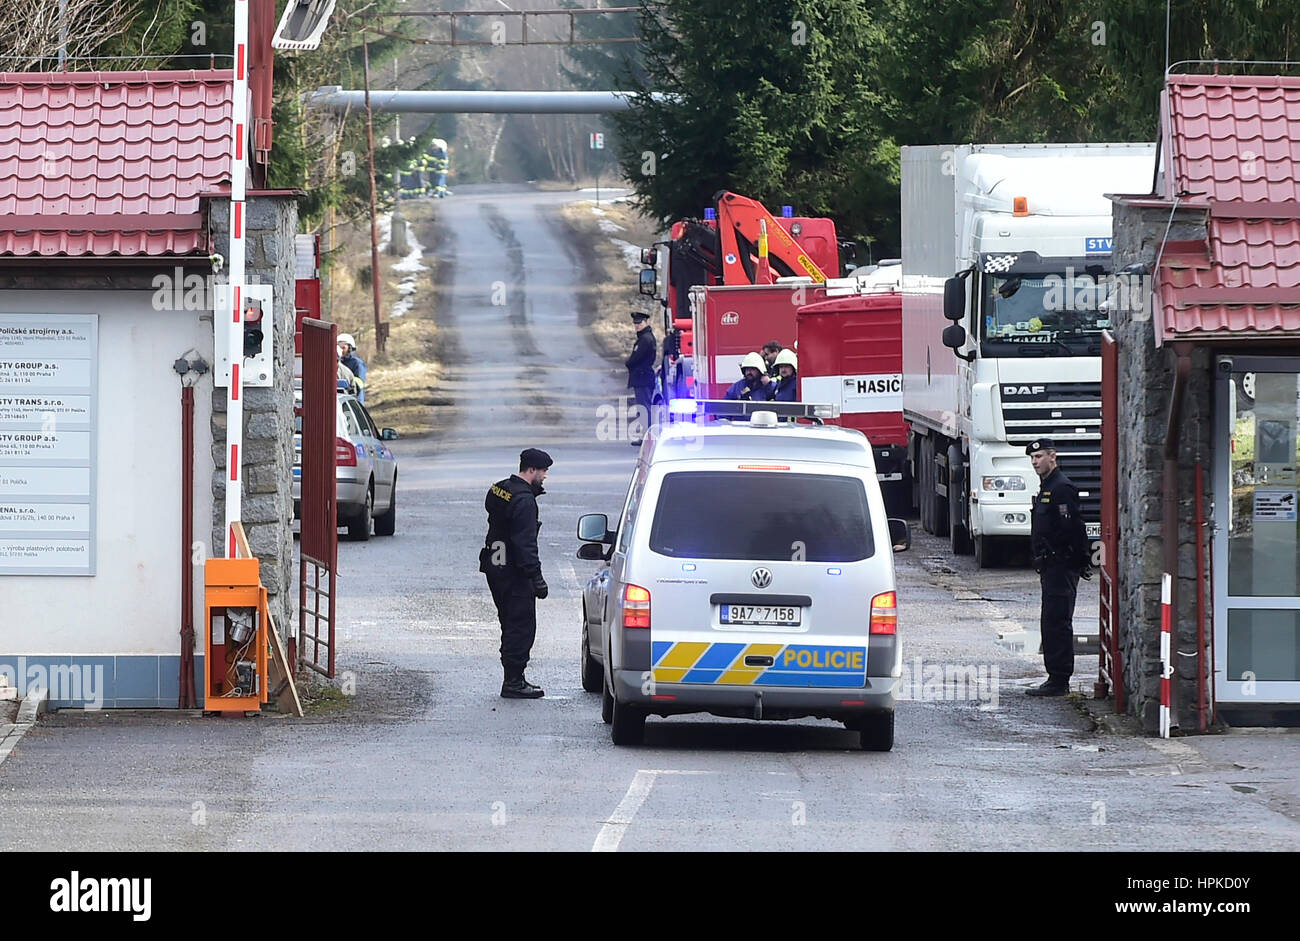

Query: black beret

[1025,438,1056,455]
[520,447,553,469]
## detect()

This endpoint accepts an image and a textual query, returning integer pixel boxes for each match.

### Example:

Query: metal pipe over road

[305,87,664,113]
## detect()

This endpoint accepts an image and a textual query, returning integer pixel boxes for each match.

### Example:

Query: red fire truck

[639,191,840,403]
[795,264,908,513]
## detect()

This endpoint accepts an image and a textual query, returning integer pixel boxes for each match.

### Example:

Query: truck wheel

[858,711,894,752]
[948,445,972,555]
[918,438,933,534]
[975,534,1000,569]
[931,442,949,538]
[610,695,646,746]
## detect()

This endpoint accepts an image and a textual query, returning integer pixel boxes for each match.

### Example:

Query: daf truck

[901,143,1156,567]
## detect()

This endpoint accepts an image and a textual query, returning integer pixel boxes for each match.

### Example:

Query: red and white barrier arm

[224,0,250,557]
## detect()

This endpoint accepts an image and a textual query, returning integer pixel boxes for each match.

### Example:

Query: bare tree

[0,0,149,70]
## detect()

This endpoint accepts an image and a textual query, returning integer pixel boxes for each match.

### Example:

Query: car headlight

[982,475,1026,491]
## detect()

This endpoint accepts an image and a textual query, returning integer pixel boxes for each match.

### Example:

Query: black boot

[1025,678,1069,697]
[501,674,544,699]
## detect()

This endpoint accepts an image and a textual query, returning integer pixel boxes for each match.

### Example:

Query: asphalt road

[1,184,1297,852]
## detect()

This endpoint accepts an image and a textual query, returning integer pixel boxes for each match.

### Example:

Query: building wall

[208,195,299,644]
[1111,203,1215,732]
[0,288,214,707]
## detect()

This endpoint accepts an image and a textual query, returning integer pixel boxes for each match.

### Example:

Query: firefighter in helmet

[725,352,773,401]
[770,348,799,402]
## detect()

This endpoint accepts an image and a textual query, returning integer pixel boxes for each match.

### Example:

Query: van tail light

[623,584,651,629]
[870,591,897,635]
[336,436,357,466]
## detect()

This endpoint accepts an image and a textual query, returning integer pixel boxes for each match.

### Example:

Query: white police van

[577,400,910,751]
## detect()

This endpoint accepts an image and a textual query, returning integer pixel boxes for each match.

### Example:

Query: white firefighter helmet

[337,333,357,350]
[774,348,798,372]
[740,352,765,372]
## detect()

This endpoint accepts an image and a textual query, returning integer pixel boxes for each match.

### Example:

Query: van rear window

[648,471,874,562]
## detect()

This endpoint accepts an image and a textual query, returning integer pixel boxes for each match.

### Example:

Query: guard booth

[1214,360,1300,708]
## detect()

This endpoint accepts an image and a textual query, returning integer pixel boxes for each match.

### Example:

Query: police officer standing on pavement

[480,448,553,699]
[625,310,656,446]
[1026,438,1091,696]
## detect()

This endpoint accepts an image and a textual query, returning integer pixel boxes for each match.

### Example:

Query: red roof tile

[0,70,234,259]
[1157,75,1300,344]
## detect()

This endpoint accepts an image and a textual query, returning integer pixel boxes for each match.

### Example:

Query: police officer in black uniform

[480,448,553,699]
[1026,438,1091,696]
[625,311,656,446]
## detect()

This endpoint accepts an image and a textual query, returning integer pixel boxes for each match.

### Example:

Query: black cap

[630,310,650,322]
[1025,438,1056,455]
[519,447,553,470]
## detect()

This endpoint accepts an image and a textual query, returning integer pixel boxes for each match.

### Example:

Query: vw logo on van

[751,567,773,589]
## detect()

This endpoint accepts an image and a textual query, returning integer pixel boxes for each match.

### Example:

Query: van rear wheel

[858,711,894,751]
[581,618,602,693]
[600,674,613,724]
[610,694,645,746]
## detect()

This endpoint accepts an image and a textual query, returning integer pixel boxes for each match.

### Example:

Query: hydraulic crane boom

[713,190,839,284]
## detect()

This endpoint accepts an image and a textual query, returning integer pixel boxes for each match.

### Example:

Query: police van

[576,400,910,751]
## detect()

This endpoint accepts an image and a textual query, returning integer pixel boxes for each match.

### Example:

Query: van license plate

[720,605,801,627]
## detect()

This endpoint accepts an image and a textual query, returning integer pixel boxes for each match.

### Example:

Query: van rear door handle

[744,655,774,667]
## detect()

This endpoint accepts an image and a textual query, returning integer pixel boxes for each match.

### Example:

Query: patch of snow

[610,238,644,273]
[597,219,626,234]
[390,223,428,319]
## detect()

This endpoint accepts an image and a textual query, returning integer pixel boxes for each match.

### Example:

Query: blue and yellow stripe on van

[651,641,867,688]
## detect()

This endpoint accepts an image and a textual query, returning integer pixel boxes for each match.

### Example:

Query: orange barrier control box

[203,558,269,713]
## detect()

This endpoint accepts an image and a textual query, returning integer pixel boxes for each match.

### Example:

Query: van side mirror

[577,513,612,543]
[888,518,910,552]
[942,323,967,352]
[381,428,399,440]
[577,543,608,561]
[943,276,966,321]
[640,247,658,267]
[639,268,657,296]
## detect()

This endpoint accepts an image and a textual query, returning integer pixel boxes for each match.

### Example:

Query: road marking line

[592,769,658,852]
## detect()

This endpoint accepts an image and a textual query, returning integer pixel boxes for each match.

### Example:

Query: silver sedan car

[293,391,398,540]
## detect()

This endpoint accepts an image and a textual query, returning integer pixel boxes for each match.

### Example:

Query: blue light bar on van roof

[781,205,793,218]
[674,399,841,421]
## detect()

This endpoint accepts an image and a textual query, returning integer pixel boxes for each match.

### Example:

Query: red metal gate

[1096,330,1123,709]
[299,318,338,677]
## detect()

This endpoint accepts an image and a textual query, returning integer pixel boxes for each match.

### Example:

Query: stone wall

[1111,201,1214,732]
[208,195,299,639]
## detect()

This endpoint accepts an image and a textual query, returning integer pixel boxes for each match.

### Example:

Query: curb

[0,688,48,768]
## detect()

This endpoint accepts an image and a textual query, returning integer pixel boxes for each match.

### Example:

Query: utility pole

[362,32,386,356]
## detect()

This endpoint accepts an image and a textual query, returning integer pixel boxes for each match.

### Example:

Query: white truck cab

[577,401,909,751]
[902,143,1156,570]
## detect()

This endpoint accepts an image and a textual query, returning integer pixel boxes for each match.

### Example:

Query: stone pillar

[1111,202,1215,732]
[207,195,300,640]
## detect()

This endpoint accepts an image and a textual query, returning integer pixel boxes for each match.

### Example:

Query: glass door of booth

[1214,357,1300,703]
